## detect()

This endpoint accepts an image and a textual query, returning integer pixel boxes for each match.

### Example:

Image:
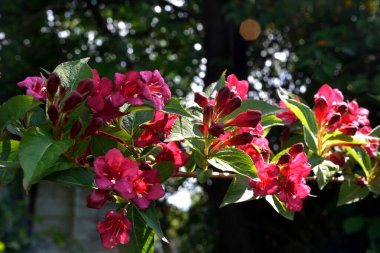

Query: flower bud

[62,91,83,112]
[224,132,253,146]
[194,92,209,107]
[86,189,111,209]
[289,143,304,157]
[209,122,225,137]
[356,176,368,188]
[215,86,231,108]
[340,125,357,136]
[70,118,83,139]
[47,104,59,125]
[225,110,261,128]
[203,104,214,127]
[76,79,95,97]
[220,96,242,117]
[82,117,103,138]
[46,73,61,99]
[327,152,345,166]
[327,113,341,127]
[277,153,291,165]
[314,97,328,125]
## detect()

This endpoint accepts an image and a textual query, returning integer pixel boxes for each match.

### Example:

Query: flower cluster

[249,143,311,212]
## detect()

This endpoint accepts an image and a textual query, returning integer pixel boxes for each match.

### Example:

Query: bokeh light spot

[239,19,261,41]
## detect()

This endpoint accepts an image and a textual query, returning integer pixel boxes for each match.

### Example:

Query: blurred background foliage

[1,0,380,252]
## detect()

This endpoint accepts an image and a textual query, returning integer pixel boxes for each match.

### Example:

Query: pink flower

[115,70,145,105]
[140,70,171,110]
[97,211,132,249]
[314,84,344,106]
[17,76,46,101]
[249,160,279,196]
[94,148,138,190]
[341,100,370,128]
[117,169,165,209]
[225,110,262,128]
[226,74,249,99]
[87,189,111,209]
[276,99,299,125]
[357,126,379,157]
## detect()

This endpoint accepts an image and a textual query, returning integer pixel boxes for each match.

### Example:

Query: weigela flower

[97,211,132,249]
[115,70,145,105]
[94,148,139,190]
[117,169,165,209]
[357,126,379,157]
[225,110,262,128]
[134,111,178,147]
[87,189,111,209]
[156,142,190,169]
[225,74,249,99]
[17,76,46,101]
[87,70,125,122]
[276,99,299,125]
[46,73,61,99]
[249,160,279,196]
[140,70,171,110]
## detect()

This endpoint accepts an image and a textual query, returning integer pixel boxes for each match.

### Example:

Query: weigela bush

[0,59,379,251]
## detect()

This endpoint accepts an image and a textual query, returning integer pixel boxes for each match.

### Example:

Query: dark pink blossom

[117,169,165,209]
[225,110,262,128]
[276,99,299,125]
[249,160,279,196]
[115,70,145,105]
[97,211,132,249]
[140,70,171,110]
[94,148,138,190]
[17,76,46,101]
[156,142,190,168]
[226,74,249,99]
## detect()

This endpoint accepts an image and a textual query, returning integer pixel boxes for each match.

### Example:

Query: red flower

[357,126,379,157]
[225,74,249,99]
[249,160,279,196]
[17,76,46,101]
[140,70,171,110]
[117,169,165,209]
[341,100,370,128]
[94,148,138,190]
[276,99,299,125]
[97,211,132,249]
[115,70,145,105]
[156,142,190,168]
[134,111,178,147]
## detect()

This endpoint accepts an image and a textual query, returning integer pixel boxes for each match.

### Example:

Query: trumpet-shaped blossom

[140,70,171,110]
[156,142,190,168]
[97,211,132,249]
[276,100,299,125]
[17,76,46,101]
[117,169,165,209]
[115,70,145,105]
[87,189,111,210]
[94,148,138,190]
[226,74,249,99]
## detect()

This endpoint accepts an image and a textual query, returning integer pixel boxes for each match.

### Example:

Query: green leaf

[220,175,253,207]
[370,125,380,138]
[346,147,372,177]
[196,168,212,183]
[123,110,154,135]
[0,95,41,129]
[208,148,257,178]
[265,195,294,220]
[100,126,132,144]
[204,70,226,98]
[278,90,318,151]
[323,132,367,149]
[337,180,369,206]
[19,127,73,189]
[165,117,202,142]
[163,98,193,118]
[0,162,18,184]
[261,115,285,129]
[118,207,154,253]
[45,168,95,188]
[221,100,284,122]
[53,58,93,90]
[312,159,339,190]
[368,174,380,195]
[304,126,318,153]
[343,216,365,234]
[153,161,174,183]
[90,134,118,157]
[137,205,169,243]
